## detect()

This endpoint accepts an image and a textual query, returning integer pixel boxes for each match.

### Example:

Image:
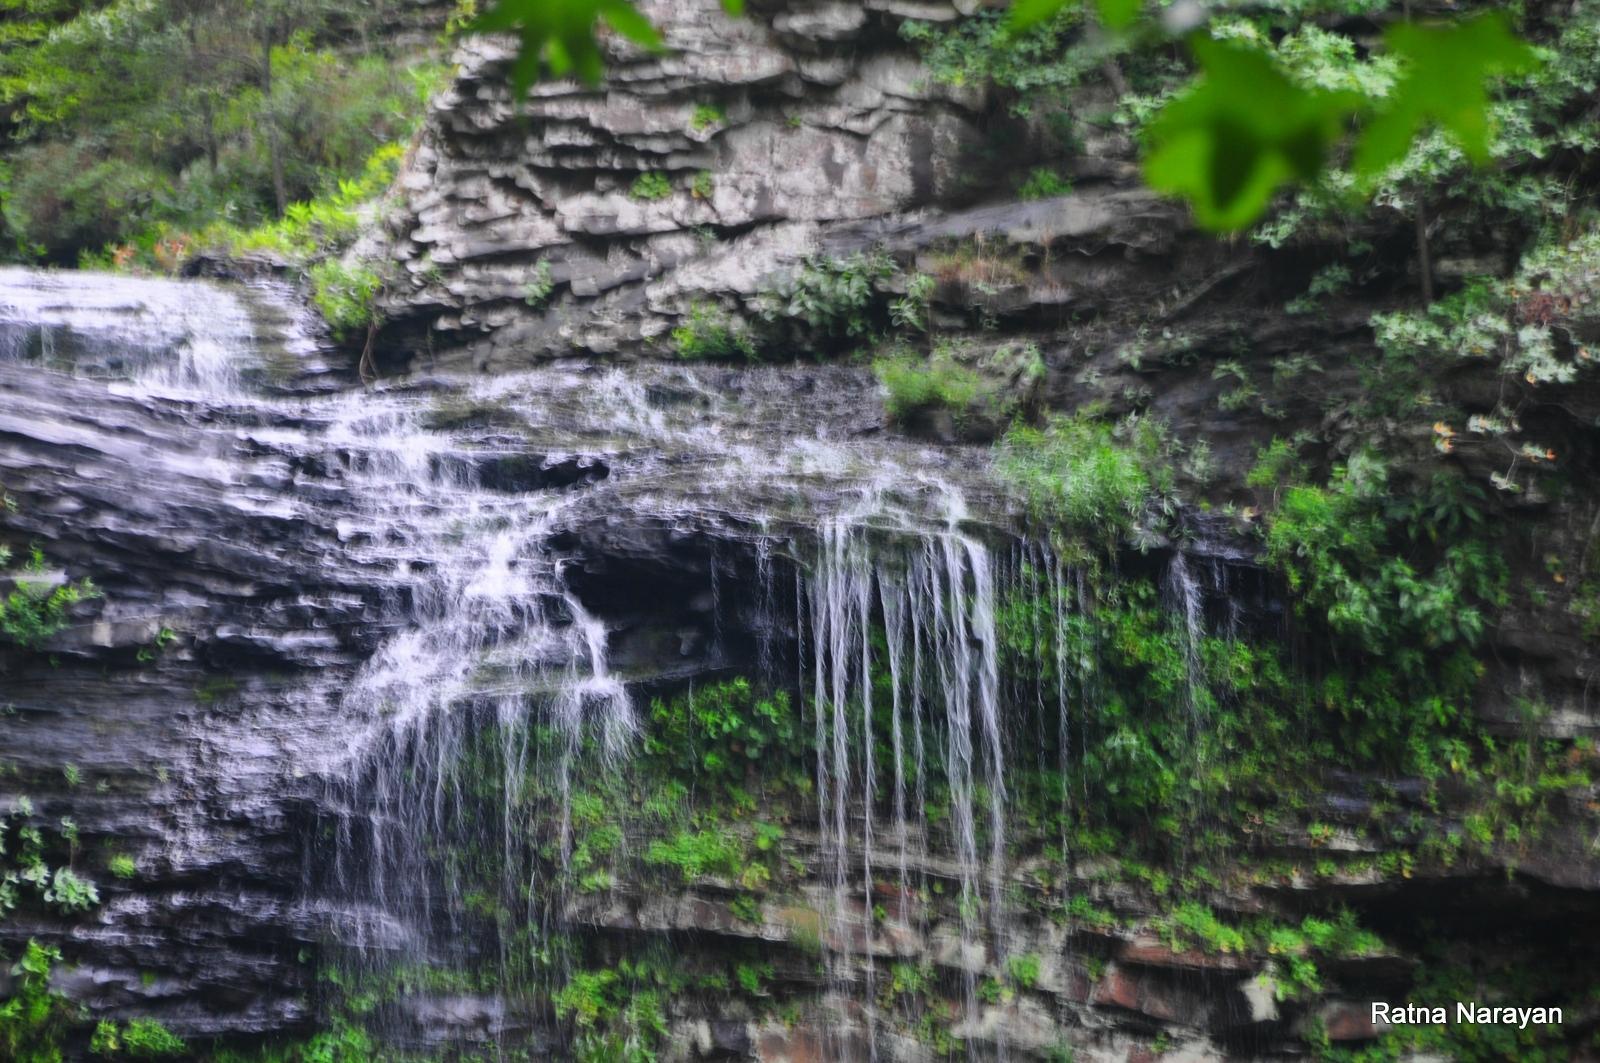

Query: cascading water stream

[0,266,251,397]
[0,267,1233,1060]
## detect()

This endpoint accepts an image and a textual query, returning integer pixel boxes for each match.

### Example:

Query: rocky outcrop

[374,0,1001,368]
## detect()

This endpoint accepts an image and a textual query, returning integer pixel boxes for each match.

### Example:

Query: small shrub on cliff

[888,273,936,333]
[93,1018,183,1059]
[644,829,744,881]
[522,259,556,308]
[996,414,1171,541]
[874,346,983,421]
[43,867,98,914]
[757,252,895,343]
[689,104,726,131]
[875,336,1047,436]
[310,260,384,338]
[1261,452,1505,663]
[1006,953,1042,989]
[671,303,756,360]
[1018,167,1072,200]
[0,536,98,650]
[628,172,673,201]
[0,939,77,1061]
[0,576,95,650]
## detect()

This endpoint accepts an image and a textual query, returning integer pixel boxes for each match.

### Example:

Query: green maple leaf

[473,0,662,90]
[473,0,744,92]
[1143,37,1358,231]
[1009,0,1140,32]
[1355,12,1540,176]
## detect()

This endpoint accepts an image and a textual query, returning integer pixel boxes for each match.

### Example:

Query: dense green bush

[628,172,673,201]
[309,261,385,339]
[0,537,98,650]
[1256,449,1505,670]
[0,940,78,1063]
[645,678,801,783]
[670,303,757,360]
[876,338,1044,430]
[757,252,895,343]
[996,414,1172,540]
[874,346,983,421]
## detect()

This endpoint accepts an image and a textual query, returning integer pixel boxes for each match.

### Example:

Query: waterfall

[804,519,1012,1055]
[1,267,1239,1060]
[0,266,252,397]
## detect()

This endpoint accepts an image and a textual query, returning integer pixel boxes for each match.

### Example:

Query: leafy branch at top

[1010,3,1539,230]
[472,0,745,92]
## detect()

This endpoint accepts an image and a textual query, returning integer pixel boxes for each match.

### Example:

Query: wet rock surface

[4,2,1600,1058]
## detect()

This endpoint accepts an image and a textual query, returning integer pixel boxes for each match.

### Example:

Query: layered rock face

[375,0,1002,367]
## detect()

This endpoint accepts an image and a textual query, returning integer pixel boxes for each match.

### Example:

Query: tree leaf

[1007,0,1071,32]
[1354,12,1539,176]
[1095,0,1139,31]
[1143,37,1357,231]
[1008,0,1139,32]
[471,0,666,93]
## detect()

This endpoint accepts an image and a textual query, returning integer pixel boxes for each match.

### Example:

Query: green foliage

[42,867,98,914]
[1018,167,1073,200]
[887,962,931,998]
[309,260,384,338]
[1260,453,1505,665]
[671,303,757,361]
[1158,902,1247,954]
[907,2,1539,230]
[553,961,671,1063]
[874,346,982,421]
[1005,952,1042,989]
[900,6,1099,113]
[472,0,745,91]
[108,855,138,881]
[1,1,440,264]
[757,252,895,343]
[646,678,802,785]
[996,414,1172,540]
[1355,14,1539,174]
[1143,36,1357,231]
[1010,0,1137,34]
[522,259,556,308]
[734,961,772,995]
[190,141,409,267]
[555,968,620,1027]
[644,829,744,882]
[0,939,77,1063]
[90,1020,120,1055]
[1360,227,1600,465]
[0,574,96,650]
[116,1019,184,1058]
[298,1019,375,1063]
[689,104,726,131]
[888,273,936,333]
[628,172,673,201]
[1,798,102,922]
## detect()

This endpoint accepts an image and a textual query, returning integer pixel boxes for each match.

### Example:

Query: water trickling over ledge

[0,267,1253,1060]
